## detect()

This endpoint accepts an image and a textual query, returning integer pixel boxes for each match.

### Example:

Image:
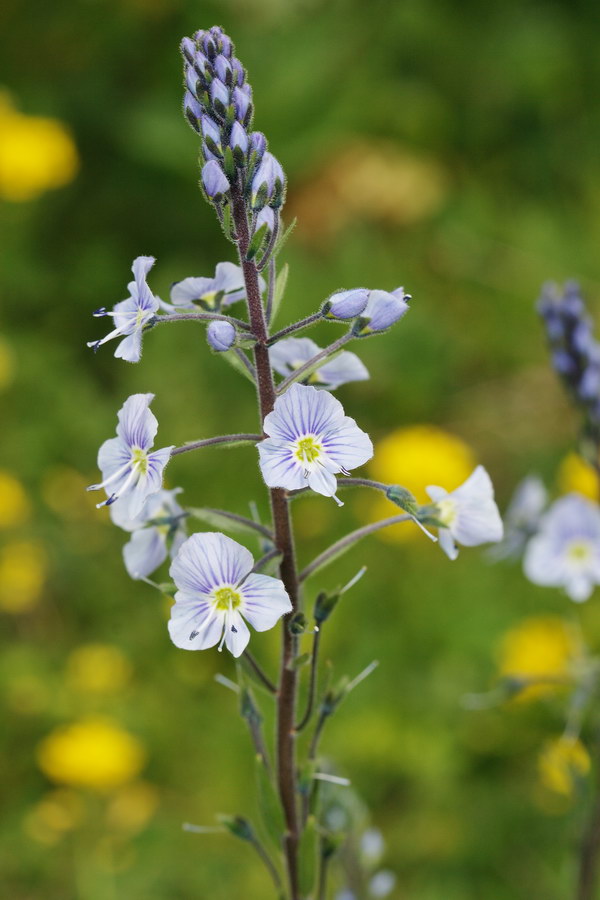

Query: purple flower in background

[524,494,600,602]
[258,383,373,505]
[88,394,173,518]
[355,288,410,335]
[323,288,369,320]
[168,261,265,310]
[426,466,503,560]
[87,257,159,363]
[206,320,236,352]
[168,532,292,656]
[269,337,369,390]
[111,488,187,579]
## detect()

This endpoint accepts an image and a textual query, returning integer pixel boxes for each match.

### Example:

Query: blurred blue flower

[269,337,369,390]
[426,465,503,560]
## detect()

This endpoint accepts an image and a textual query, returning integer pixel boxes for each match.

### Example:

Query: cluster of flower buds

[181,25,285,220]
[538,281,600,449]
[321,286,411,334]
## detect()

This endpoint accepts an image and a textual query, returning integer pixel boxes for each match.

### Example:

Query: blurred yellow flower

[37,718,146,792]
[0,336,15,390]
[0,93,79,202]
[105,781,159,834]
[0,470,30,528]
[0,539,46,613]
[497,616,580,701]
[538,736,590,798]
[66,644,133,695]
[41,466,97,520]
[558,452,598,502]
[367,425,475,543]
[23,789,84,845]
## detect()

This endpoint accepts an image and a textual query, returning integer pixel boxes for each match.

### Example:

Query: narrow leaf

[188,507,273,540]
[222,348,256,383]
[298,815,318,896]
[255,756,286,851]
[270,262,289,326]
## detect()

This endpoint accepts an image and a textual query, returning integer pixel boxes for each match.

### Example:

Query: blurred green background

[3,0,600,897]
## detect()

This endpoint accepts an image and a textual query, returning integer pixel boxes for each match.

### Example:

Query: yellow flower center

[295,436,321,464]
[567,541,591,563]
[213,586,241,611]
[436,497,457,527]
[130,447,148,475]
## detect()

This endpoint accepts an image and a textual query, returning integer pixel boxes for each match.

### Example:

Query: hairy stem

[299,515,411,582]
[295,628,321,733]
[156,312,251,329]
[171,434,262,456]
[231,183,301,900]
[268,312,323,344]
[276,332,353,393]
[242,650,278,695]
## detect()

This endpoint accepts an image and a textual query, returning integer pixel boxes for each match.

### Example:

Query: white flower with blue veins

[88,256,160,363]
[426,465,503,560]
[168,532,292,657]
[110,488,187,580]
[88,393,173,519]
[166,261,266,310]
[524,493,600,602]
[269,337,369,391]
[258,383,373,505]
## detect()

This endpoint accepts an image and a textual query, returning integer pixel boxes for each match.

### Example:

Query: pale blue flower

[490,475,547,560]
[523,494,600,602]
[168,532,292,657]
[168,261,265,311]
[269,337,369,390]
[88,394,173,518]
[369,871,396,898]
[87,257,159,363]
[258,383,373,505]
[426,465,503,560]
[356,288,410,335]
[207,320,236,351]
[110,488,187,580]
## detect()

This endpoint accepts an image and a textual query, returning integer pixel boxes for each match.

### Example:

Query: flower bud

[214,56,232,86]
[206,320,236,352]
[249,131,266,163]
[230,121,249,161]
[210,78,229,111]
[201,160,230,201]
[180,37,196,64]
[254,206,275,236]
[231,58,245,86]
[251,151,286,209]
[233,86,252,124]
[201,115,222,155]
[183,91,203,133]
[322,288,369,320]
[354,289,410,335]
[185,64,200,97]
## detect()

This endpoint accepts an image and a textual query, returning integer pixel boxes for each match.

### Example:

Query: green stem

[295,628,321,733]
[171,434,262,456]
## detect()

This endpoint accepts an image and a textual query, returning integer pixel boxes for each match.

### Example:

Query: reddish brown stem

[230,184,300,900]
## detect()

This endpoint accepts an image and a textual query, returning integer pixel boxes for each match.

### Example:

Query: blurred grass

[2,0,600,897]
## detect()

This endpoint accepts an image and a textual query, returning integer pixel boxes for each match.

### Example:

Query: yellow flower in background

[0,92,79,202]
[42,466,98,520]
[66,644,133,695]
[0,539,46,613]
[538,736,590,798]
[23,789,84,845]
[366,425,475,543]
[0,470,30,528]
[558,452,597,502]
[0,336,15,391]
[497,616,581,701]
[37,718,146,792]
[105,781,159,834]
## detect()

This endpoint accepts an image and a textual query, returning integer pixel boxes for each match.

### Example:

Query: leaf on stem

[188,507,273,540]
[221,348,256,383]
[270,262,289,326]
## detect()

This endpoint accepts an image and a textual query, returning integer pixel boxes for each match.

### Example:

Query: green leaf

[246,223,269,261]
[293,652,311,670]
[188,507,272,539]
[218,814,254,842]
[269,263,289,326]
[298,815,318,896]
[255,757,286,851]
[221,349,256,383]
[274,217,297,258]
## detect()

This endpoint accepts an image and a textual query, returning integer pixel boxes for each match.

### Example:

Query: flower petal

[224,611,250,656]
[168,595,223,650]
[320,416,373,470]
[257,440,307,492]
[170,532,254,595]
[123,528,167,579]
[241,573,292,631]
[116,393,157,450]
